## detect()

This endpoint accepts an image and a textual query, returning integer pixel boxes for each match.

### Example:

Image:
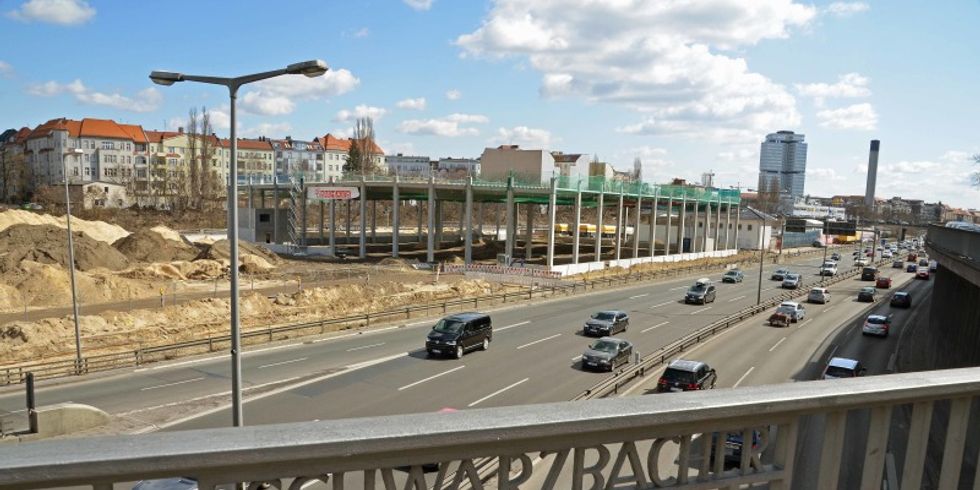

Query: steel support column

[392,178,400,258]
[505,178,515,260]
[614,192,624,260]
[358,181,367,259]
[734,203,741,250]
[546,177,557,267]
[328,200,336,255]
[416,204,423,243]
[678,197,687,254]
[427,177,436,263]
[318,201,324,244]
[664,196,673,255]
[595,191,604,261]
[370,200,377,244]
[464,178,473,264]
[525,202,534,260]
[632,195,642,259]
[650,189,659,257]
[572,186,582,264]
[272,177,279,243]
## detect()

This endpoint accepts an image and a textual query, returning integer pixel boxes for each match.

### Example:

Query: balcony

[2,367,978,489]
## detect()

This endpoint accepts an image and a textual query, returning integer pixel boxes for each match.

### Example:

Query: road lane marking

[346,342,385,352]
[517,333,562,350]
[571,355,582,361]
[733,367,755,388]
[141,377,206,391]
[397,365,465,391]
[257,357,308,369]
[496,321,531,332]
[824,305,835,313]
[642,321,670,333]
[310,325,401,344]
[468,378,530,407]
[727,295,747,302]
[669,286,687,291]
[689,306,712,315]
[768,338,787,352]
[629,293,650,299]
[650,301,674,309]
[797,319,812,329]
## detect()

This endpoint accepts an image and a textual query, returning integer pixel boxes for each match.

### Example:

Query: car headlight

[443,340,456,345]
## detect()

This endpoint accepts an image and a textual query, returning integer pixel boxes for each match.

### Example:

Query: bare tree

[1,150,30,202]
[347,117,378,175]
[633,157,643,183]
[187,107,200,207]
[198,108,219,207]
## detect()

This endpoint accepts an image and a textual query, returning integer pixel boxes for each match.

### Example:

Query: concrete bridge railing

[2,367,979,489]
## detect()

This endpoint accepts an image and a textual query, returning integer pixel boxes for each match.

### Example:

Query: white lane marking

[824,305,835,313]
[141,377,206,391]
[496,321,531,332]
[728,295,747,303]
[650,301,673,309]
[468,378,530,407]
[733,367,755,388]
[571,355,582,361]
[346,342,385,352]
[397,365,465,391]
[629,293,649,299]
[517,333,562,350]
[134,356,222,372]
[348,352,407,369]
[689,306,712,315]
[797,318,812,330]
[768,338,787,352]
[642,321,670,333]
[669,286,687,291]
[257,357,308,369]
[311,325,401,343]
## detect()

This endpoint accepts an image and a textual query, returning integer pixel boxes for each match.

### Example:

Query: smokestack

[864,139,880,207]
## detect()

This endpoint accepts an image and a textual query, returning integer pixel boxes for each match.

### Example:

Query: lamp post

[756,209,766,306]
[63,148,84,372]
[149,60,329,428]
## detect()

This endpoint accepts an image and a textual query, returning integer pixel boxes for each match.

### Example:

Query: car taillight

[686,383,700,390]
[657,378,667,385]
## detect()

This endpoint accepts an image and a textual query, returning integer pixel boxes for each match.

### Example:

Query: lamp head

[149,71,183,86]
[286,60,328,78]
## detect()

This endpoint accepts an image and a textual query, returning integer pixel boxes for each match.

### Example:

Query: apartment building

[24,118,148,188]
[436,157,480,179]
[272,137,324,182]
[219,137,275,183]
[386,153,432,178]
[317,133,386,181]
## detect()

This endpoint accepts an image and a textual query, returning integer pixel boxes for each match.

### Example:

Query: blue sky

[0,0,977,208]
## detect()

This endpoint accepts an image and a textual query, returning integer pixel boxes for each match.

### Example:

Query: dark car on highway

[857,286,876,302]
[906,263,917,273]
[656,359,717,392]
[425,312,492,359]
[581,337,633,372]
[890,291,912,308]
[722,269,744,283]
[861,266,878,281]
[685,280,716,304]
[770,268,790,281]
[831,252,842,261]
[583,310,629,337]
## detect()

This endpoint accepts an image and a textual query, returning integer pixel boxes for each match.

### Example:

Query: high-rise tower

[758,130,807,200]
[864,140,880,207]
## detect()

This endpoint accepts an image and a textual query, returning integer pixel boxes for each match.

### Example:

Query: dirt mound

[113,229,199,263]
[241,254,275,274]
[1,261,157,309]
[0,209,129,244]
[149,225,183,243]
[378,257,415,270]
[197,240,280,265]
[0,224,130,272]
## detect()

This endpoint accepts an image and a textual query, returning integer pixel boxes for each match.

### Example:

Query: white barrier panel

[550,248,738,276]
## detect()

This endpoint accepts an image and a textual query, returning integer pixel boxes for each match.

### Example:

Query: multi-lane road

[0,249,853,432]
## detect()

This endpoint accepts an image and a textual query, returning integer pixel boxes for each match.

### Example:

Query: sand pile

[378,257,415,270]
[113,229,199,263]
[0,261,157,309]
[0,209,129,243]
[197,239,280,264]
[149,225,183,243]
[0,224,130,273]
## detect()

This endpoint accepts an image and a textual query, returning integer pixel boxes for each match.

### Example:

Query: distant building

[272,137,324,182]
[25,118,148,188]
[436,157,480,178]
[217,137,274,183]
[790,201,846,220]
[759,130,807,200]
[737,207,776,250]
[315,133,385,181]
[589,160,615,180]
[387,154,432,178]
[479,145,555,184]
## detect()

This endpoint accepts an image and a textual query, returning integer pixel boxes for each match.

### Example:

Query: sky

[0,0,977,208]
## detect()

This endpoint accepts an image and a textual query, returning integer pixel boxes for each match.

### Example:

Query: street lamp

[756,208,766,305]
[149,59,329,428]
[62,148,84,372]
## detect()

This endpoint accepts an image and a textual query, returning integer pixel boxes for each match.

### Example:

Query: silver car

[782,274,801,289]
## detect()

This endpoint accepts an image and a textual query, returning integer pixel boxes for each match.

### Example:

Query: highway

[0,249,842,432]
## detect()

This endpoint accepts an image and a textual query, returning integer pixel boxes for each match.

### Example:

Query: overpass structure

[923,225,980,369]
[240,173,741,275]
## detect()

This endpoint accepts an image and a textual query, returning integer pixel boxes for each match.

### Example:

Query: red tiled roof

[219,138,273,151]
[78,118,131,140]
[29,118,146,142]
[14,127,31,143]
[118,123,148,144]
[317,133,384,154]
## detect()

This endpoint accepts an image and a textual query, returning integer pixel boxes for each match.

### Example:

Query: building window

[748,224,753,231]
[102,141,114,150]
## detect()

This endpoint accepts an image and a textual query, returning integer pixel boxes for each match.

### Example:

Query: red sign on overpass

[308,186,360,201]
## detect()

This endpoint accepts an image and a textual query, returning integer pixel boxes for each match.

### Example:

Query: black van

[861,266,878,281]
[425,312,493,359]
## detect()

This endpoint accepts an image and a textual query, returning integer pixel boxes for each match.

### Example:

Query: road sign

[824,220,857,235]
[308,186,360,201]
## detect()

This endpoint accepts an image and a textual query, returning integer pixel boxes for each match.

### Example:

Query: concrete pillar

[272,177,280,243]
[714,197,722,252]
[345,200,351,243]
[633,196,642,259]
[392,178,400,257]
[495,203,501,239]
[318,201,324,244]
[358,182,367,258]
[725,200,732,250]
[595,191,604,261]
[464,178,473,264]
[650,189,659,257]
[370,200,377,244]
[572,187,582,264]
[427,177,436,263]
[664,196,672,255]
[546,178,557,267]
[505,178,515,259]
[301,179,308,248]
[678,197,687,254]
[525,202,534,260]
[416,204,423,243]
[328,199,336,254]
[434,200,443,246]
[734,203,741,250]
[459,201,465,242]
[477,202,484,236]
[614,192,623,260]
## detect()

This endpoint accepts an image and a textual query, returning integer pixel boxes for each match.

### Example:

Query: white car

[882,250,893,259]
[855,257,870,267]
[862,314,892,337]
[776,301,806,322]
[819,262,838,276]
[807,288,830,304]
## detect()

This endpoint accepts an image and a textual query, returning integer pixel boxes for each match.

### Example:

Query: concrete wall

[479,147,553,183]
[923,263,980,369]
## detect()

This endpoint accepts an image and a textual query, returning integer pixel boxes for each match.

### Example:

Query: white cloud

[825,2,870,17]
[795,73,871,106]
[330,127,354,139]
[457,0,815,141]
[166,106,231,132]
[0,61,12,78]
[334,105,387,122]
[27,79,162,112]
[6,0,94,25]
[397,113,488,137]
[403,0,433,11]
[445,89,462,101]
[808,167,846,181]
[239,68,359,115]
[492,126,555,149]
[240,122,292,139]
[871,151,980,206]
[717,148,757,162]
[396,97,427,110]
[353,27,370,38]
[816,102,878,130]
